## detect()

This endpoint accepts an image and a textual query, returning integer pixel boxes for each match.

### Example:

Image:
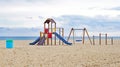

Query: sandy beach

[0,40,120,67]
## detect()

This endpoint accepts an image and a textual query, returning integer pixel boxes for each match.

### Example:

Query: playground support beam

[67,28,73,41]
[62,28,64,45]
[73,29,84,30]
[105,34,107,45]
[111,37,113,45]
[40,32,42,44]
[93,35,95,45]
[47,23,50,45]
[85,28,92,45]
[54,23,56,45]
[40,32,42,39]
[44,23,46,45]
[51,22,52,45]
[59,28,61,45]
[99,33,101,45]
[82,28,85,44]
[73,29,75,44]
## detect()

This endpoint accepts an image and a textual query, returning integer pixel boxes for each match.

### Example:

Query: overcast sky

[0,0,120,36]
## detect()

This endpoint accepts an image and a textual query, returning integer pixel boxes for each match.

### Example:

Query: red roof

[44,18,56,24]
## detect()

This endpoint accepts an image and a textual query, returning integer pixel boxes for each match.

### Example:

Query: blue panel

[6,40,13,48]
[53,32,72,45]
[29,37,40,45]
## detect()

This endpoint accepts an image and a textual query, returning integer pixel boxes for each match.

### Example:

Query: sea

[0,36,120,40]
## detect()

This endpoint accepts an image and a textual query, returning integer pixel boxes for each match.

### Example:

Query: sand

[0,40,120,67]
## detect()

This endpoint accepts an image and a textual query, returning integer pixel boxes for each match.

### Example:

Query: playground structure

[30,18,71,45]
[30,18,114,46]
[40,27,64,45]
[67,28,92,45]
[92,33,113,45]
[43,18,56,45]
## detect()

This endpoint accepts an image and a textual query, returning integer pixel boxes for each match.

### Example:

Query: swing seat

[76,40,82,42]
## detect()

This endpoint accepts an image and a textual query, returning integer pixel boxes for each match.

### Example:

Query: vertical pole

[93,35,95,45]
[82,28,85,44]
[105,33,107,45]
[55,23,56,45]
[73,29,75,44]
[62,28,64,45]
[44,23,46,45]
[59,28,61,45]
[51,22,52,45]
[99,33,101,45]
[85,28,92,45]
[39,32,41,45]
[47,23,49,45]
[111,37,113,45]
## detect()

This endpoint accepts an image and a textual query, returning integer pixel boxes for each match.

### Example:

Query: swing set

[67,28,92,45]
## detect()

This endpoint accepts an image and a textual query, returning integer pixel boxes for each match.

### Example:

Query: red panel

[44,28,49,33]
[48,33,52,38]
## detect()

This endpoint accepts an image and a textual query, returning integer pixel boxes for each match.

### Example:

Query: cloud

[54,15,120,33]
[0,27,41,36]
[0,0,120,36]
[1,0,120,17]
[0,15,45,28]
[0,15,120,36]
[110,7,120,10]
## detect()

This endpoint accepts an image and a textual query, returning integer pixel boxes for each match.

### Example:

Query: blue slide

[53,32,72,45]
[29,37,40,45]
[38,36,46,45]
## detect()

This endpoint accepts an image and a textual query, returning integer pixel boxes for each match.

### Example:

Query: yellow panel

[40,32,44,37]
[52,28,56,32]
